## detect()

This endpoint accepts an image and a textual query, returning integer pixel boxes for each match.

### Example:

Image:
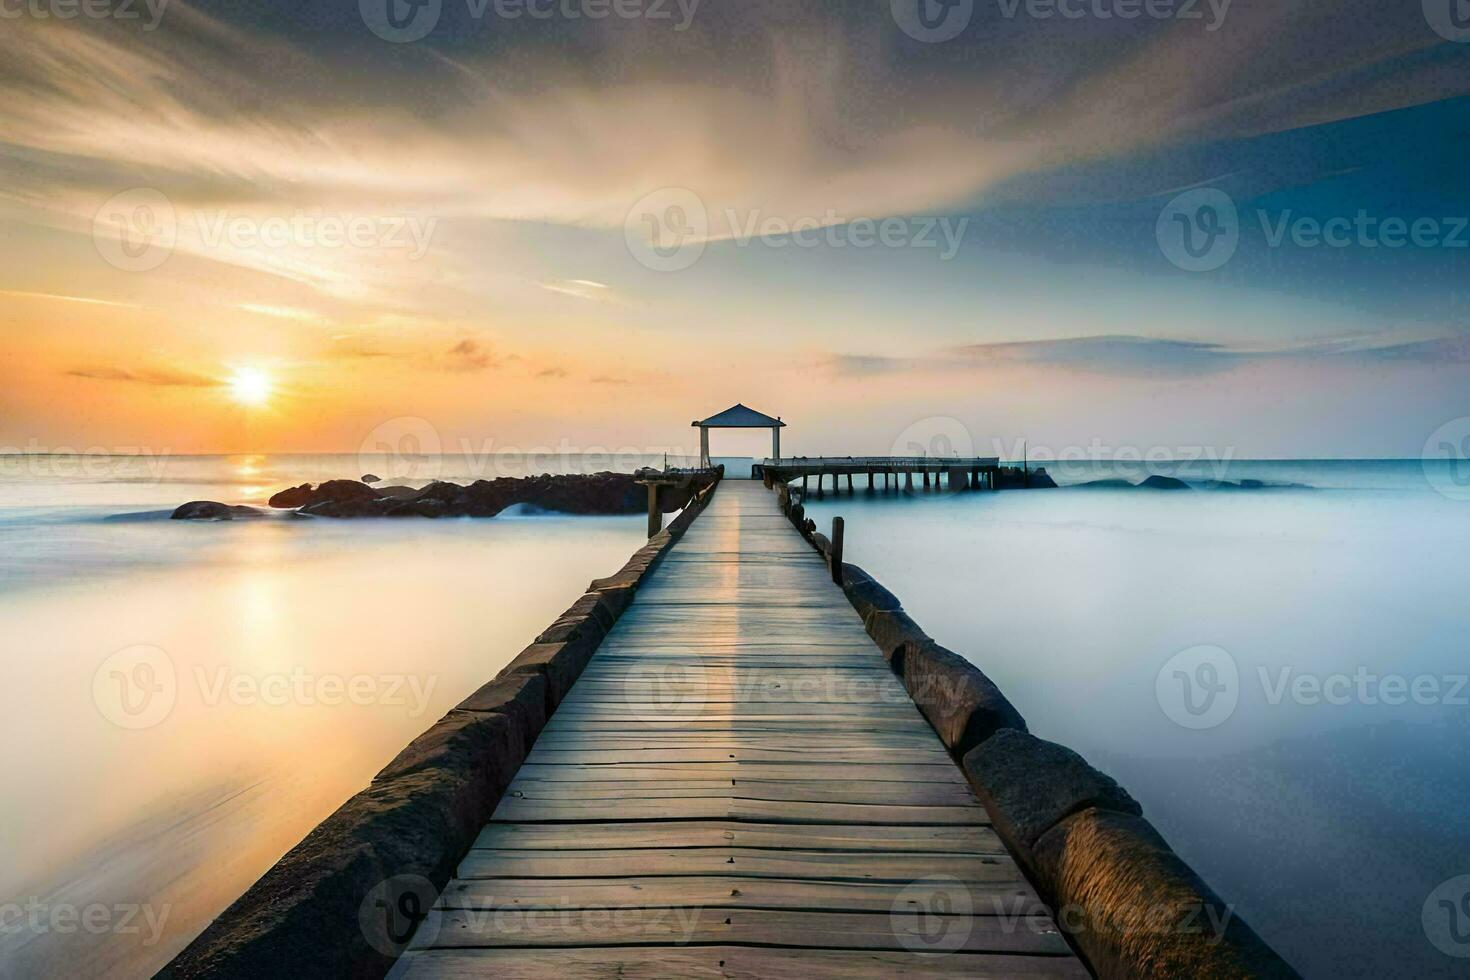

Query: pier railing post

[646,484,661,538]
[830,517,844,585]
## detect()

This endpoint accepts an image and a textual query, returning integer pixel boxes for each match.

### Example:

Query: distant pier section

[762,456,1055,496]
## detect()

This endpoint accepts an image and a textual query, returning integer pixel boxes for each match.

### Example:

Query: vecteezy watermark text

[996,0,1231,31]
[0,0,169,29]
[93,645,439,730]
[93,188,438,273]
[891,0,1229,43]
[1158,188,1470,272]
[1157,645,1469,730]
[624,188,968,272]
[0,899,171,946]
[360,0,701,43]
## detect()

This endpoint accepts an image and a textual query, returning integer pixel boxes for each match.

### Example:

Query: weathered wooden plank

[471,821,1003,853]
[538,717,939,735]
[436,876,1042,915]
[414,907,1069,955]
[457,848,1016,883]
[489,798,986,825]
[527,732,946,749]
[496,780,975,807]
[512,763,967,783]
[390,946,1088,979]
[525,747,956,766]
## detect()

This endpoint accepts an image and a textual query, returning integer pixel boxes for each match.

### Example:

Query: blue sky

[1,1,1468,456]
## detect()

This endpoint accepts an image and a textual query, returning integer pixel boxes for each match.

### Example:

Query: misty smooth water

[0,454,654,978]
[800,459,1470,979]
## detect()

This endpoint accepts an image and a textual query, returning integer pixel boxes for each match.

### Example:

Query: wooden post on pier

[646,484,661,538]
[830,516,844,585]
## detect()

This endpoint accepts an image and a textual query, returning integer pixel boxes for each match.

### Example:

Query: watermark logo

[360,0,442,42]
[1157,188,1239,272]
[891,0,974,43]
[93,188,177,273]
[1423,417,1470,501]
[1423,875,1470,958]
[625,188,708,272]
[359,416,446,484]
[891,876,974,952]
[623,663,709,729]
[93,645,177,730]
[359,874,439,956]
[1156,645,1238,730]
[1424,0,1470,42]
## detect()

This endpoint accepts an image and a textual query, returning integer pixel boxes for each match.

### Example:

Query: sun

[226,367,273,407]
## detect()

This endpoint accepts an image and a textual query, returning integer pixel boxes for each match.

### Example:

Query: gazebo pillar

[699,427,710,468]
[772,426,780,461]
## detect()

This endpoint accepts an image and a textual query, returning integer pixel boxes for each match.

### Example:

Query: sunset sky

[3,1,1469,459]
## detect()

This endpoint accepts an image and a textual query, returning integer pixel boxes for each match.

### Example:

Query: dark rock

[962,729,1141,855]
[1073,479,1137,490]
[268,483,317,508]
[499,642,593,712]
[862,607,932,672]
[319,479,384,502]
[904,642,1027,757]
[1034,808,1299,979]
[1027,467,1058,488]
[841,564,903,621]
[1138,474,1190,490]
[171,501,264,521]
[299,497,392,518]
[454,673,548,737]
[539,594,614,642]
[361,474,381,484]
[384,498,445,519]
[374,709,529,798]
[375,485,419,499]
[594,582,638,619]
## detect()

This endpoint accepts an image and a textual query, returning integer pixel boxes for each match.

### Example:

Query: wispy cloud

[65,366,218,387]
[241,303,318,322]
[1,289,138,309]
[444,339,497,372]
[827,333,1470,379]
[536,279,618,304]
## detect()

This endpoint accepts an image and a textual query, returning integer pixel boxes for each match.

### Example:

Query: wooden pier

[762,456,1007,496]
[389,481,1084,978]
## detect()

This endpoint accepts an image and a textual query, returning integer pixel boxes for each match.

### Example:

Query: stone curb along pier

[159,472,723,979]
[776,482,1300,979]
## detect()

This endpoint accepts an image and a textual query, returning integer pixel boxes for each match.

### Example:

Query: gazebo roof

[692,404,786,428]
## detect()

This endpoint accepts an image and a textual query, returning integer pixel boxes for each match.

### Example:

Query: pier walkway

[391,481,1085,978]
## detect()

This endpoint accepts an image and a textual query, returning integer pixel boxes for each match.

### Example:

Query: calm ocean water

[800,459,1470,979]
[4,455,1467,977]
[0,454,659,977]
